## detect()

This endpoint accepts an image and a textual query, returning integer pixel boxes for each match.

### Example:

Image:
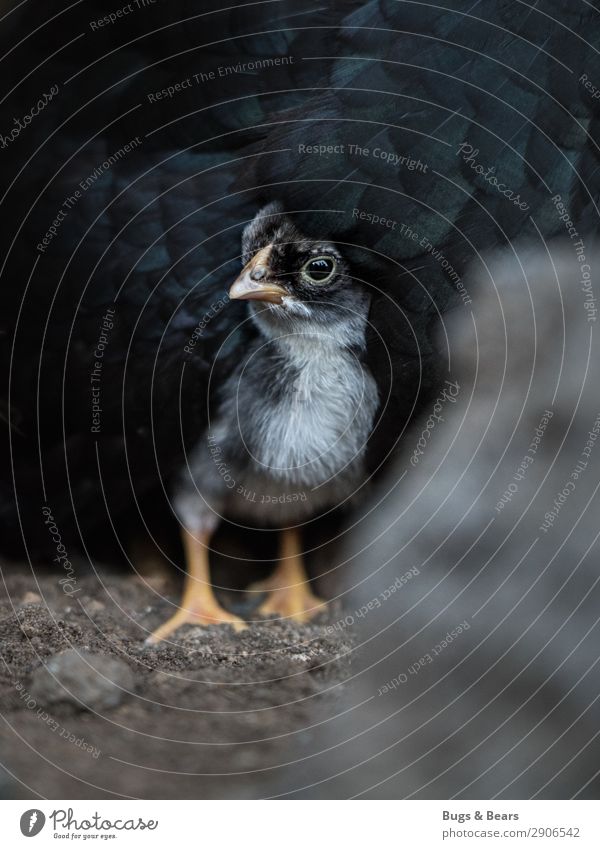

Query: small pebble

[28,649,135,712]
[21,592,41,605]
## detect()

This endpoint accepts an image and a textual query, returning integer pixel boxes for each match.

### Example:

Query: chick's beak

[228,245,288,304]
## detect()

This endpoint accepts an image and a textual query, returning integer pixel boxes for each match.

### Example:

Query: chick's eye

[302,256,336,283]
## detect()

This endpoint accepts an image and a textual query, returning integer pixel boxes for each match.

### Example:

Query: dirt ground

[0,553,353,799]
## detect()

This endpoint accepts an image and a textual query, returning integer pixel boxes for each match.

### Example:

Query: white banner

[0,800,597,847]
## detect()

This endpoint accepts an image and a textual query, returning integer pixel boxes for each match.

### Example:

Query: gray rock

[29,650,134,712]
[0,764,19,800]
[275,243,600,799]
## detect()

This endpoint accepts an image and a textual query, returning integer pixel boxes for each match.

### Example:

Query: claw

[251,528,328,623]
[146,527,247,644]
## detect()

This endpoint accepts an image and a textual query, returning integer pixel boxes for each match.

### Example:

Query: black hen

[0,1,355,563]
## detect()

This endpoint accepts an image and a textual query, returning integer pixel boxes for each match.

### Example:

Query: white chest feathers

[235,344,379,488]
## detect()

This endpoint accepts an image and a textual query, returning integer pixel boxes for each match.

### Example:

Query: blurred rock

[29,649,134,712]
[276,241,600,799]
[20,592,41,605]
[0,764,19,799]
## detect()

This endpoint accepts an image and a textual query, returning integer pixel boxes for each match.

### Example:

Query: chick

[149,204,378,642]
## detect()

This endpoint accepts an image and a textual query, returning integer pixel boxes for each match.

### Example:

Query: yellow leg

[146,528,247,644]
[255,528,327,622]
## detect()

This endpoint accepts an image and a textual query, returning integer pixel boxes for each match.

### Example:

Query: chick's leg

[147,527,247,644]
[256,527,327,622]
